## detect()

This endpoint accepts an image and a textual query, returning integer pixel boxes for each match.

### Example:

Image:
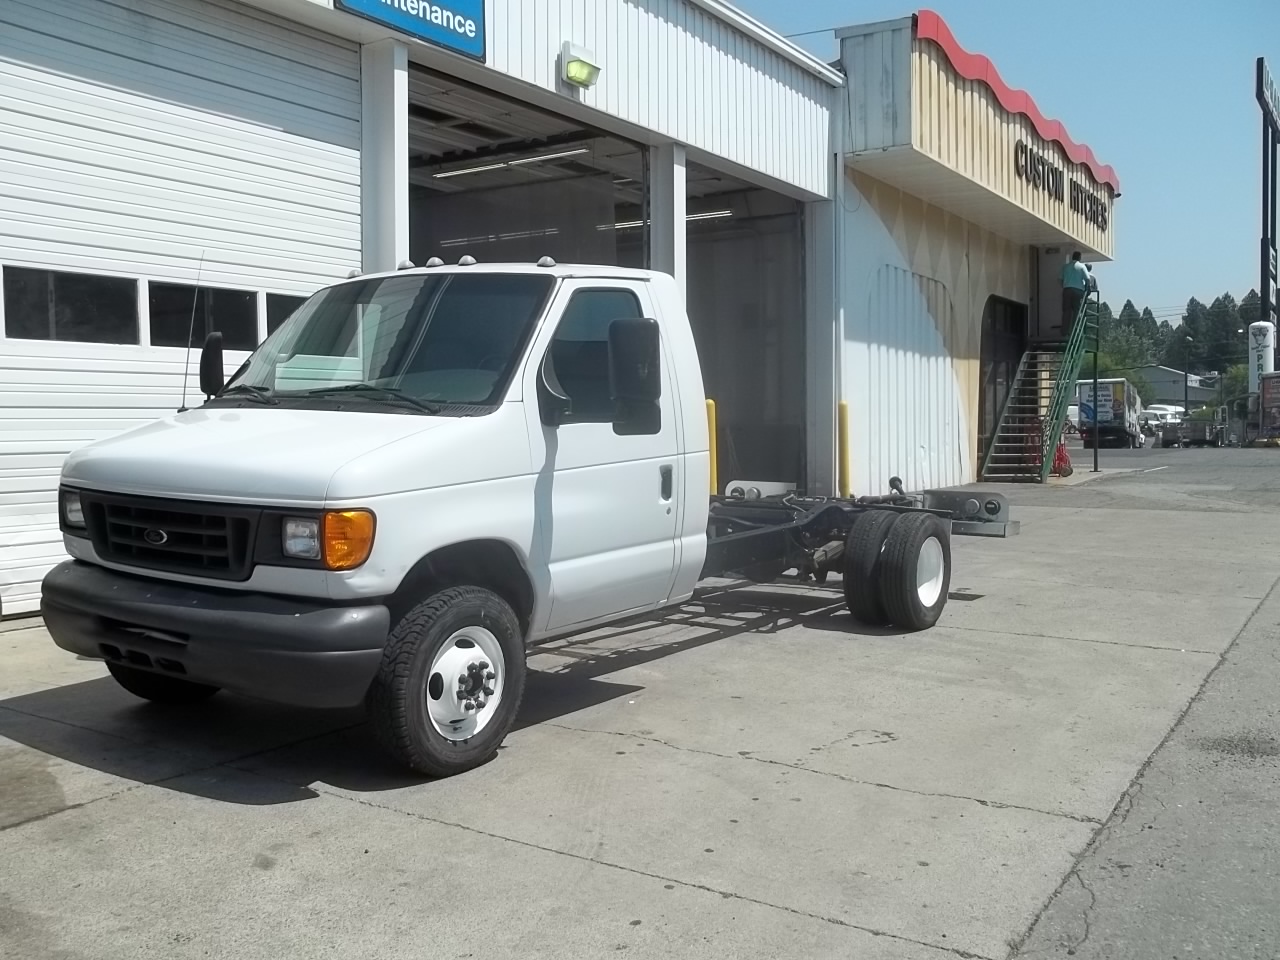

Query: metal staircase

[980,292,1099,483]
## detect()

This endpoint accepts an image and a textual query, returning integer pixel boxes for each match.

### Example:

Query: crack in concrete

[293,778,999,960]
[1007,570,1280,958]
[1065,872,1098,956]
[547,723,1102,825]
[940,625,1221,656]
[0,782,145,835]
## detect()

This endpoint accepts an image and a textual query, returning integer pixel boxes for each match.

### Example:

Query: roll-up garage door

[0,0,362,615]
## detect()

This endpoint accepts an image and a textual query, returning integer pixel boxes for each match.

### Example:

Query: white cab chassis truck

[41,261,1017,776]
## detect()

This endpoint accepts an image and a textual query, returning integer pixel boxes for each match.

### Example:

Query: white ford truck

[42,260,1016,777]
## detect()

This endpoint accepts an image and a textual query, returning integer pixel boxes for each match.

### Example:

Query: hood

[62,407,455,504]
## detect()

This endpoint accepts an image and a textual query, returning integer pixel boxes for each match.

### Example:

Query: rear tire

[106,663,220,704]
[842,510,899,625]
[878,513,952,631]
[368,586,526,778]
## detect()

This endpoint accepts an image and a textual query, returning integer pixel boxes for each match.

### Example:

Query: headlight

[283,518,321,560]
[282,510,375,571]
[61,489,85,529]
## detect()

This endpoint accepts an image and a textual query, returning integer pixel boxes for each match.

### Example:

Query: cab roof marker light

[396,259,416,270]
[537,256,557,267]
[424,257,444,267]
[458,255,477,266]
[346,268,362,278]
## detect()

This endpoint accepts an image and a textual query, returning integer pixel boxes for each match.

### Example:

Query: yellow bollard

[706,399,718,495]
[837,401,852,499]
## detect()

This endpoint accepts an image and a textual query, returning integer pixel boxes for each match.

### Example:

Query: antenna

[176,250,207,413]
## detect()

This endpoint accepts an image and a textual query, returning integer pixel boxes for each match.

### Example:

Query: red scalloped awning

[915,9,1120,194]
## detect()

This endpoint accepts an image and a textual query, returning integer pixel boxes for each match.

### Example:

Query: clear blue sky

[735,0,1280,324]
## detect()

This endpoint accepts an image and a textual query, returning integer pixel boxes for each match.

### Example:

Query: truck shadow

[0,579,889,809]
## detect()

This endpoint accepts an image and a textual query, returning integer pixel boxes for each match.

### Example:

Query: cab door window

[547,289,646,424]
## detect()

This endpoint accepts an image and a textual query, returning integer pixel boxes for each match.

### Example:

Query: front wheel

[106,663,220,704]
[878,513,952,631]
[368,586,526,778]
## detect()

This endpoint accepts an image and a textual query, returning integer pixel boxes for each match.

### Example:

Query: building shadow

[0,579,886,809]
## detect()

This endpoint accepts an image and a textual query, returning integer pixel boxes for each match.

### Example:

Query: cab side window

[549,289,645,424]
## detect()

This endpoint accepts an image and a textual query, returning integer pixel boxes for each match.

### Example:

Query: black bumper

[41,561,390,709]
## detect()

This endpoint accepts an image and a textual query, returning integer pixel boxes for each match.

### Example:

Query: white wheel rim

[916,536,946,608]
[426,627,506,741]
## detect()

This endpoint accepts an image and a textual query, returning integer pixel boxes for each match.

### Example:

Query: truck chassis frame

[702,481,1018,584]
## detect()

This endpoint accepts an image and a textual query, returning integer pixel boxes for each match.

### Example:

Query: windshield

[222,272,554,411]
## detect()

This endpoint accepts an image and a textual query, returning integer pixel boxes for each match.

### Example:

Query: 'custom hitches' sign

[336,0,485,61]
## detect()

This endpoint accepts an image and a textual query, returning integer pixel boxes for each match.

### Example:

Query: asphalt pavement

[3,449,1280,960]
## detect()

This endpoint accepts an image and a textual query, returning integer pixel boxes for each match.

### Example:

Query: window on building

[266,293,308,335]
[150,283,258,351]
[2,266,139,343]
[549,289,645,423]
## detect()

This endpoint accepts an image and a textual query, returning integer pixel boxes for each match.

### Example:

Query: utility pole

[1184,335,1194,445]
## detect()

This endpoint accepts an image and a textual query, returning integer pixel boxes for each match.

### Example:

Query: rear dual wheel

[843,510,952,631]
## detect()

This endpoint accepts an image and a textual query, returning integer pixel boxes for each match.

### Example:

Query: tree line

[1081,289,1263,408]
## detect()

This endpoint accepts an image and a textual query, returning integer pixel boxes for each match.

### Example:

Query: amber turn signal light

[322,509,376,571]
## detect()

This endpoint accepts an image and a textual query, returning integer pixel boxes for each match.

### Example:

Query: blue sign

[336,0,485,61]
[1079,402,1095,424]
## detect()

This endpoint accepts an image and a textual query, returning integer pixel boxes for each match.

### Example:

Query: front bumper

[41,561,390,708]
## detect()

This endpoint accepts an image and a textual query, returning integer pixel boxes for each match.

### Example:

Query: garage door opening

[405,71,805,489]
[408,69,645,268]
[679,163,806,490]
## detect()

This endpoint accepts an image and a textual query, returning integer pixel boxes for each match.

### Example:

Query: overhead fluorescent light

[598,210,733,231]
[438,228,561,248]
[508,148,590,166]
[432,148,590,179]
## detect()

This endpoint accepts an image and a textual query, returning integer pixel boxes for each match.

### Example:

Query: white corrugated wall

[0,0,362,616]
[486,0,835,199]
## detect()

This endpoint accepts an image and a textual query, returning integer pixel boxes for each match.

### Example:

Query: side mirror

[199,331,225,400]
[537,350,572,428]
[608,318,661,436]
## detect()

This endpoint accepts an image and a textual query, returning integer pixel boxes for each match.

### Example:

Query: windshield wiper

[217,384,279,405]
[304,383,443,414]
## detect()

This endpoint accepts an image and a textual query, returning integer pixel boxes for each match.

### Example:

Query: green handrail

[978,349,1032,478]
[1038,292,1099,480]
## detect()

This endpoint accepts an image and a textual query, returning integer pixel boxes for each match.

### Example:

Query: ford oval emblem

[143,528,169,546]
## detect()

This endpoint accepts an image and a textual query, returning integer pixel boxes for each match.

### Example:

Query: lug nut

[464,699,476,711]
[485,671,496,681]
[474,697,487,709]
[478,661,490,671]
[482,685,495,696]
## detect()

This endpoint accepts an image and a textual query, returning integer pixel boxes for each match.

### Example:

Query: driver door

[524,280,681,632]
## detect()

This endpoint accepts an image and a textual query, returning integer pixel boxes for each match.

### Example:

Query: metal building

[833,12,1120,493]
[0,3,1117,615]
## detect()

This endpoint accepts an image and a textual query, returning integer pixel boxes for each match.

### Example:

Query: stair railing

[978,350,1032,478]
[1037,291,1099,481]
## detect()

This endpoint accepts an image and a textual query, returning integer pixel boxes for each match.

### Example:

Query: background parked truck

[1078,378,1143,449]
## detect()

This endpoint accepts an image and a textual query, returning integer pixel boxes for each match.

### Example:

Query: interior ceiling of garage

[408,66,751,204]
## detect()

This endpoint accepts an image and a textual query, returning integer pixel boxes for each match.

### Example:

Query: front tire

[368,586,526,778]
[878,513,952,631]
[106,663,220,704]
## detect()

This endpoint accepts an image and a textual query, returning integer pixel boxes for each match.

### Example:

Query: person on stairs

[1060,251,1090,339]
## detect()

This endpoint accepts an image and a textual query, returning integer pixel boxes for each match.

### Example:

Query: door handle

[660,465,673,501]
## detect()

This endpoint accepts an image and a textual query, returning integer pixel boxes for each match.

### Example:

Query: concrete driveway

[3,454,1276,960]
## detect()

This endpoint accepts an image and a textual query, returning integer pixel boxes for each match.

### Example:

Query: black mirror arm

[538,353,572,427]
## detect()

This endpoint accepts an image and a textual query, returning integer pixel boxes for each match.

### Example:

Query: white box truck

[1078,378,1143,449]
[40,261,1016,776]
